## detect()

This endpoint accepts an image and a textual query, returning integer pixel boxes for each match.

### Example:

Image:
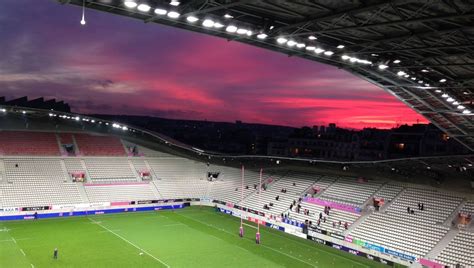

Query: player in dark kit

[53,248,58,259]
[255,232,260,244]
[239,226,244,237]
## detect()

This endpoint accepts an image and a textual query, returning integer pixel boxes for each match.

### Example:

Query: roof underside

[59,0,474,151]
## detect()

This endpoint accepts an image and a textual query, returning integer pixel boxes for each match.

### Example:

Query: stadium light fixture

[404,74,409,78]
[22,111,26,114]
[170,0,180,6]
[435,89,442,93]
[463,110,471,114]
[424,83,430,87]
[397,71,405,76]
[1,108,6,112]
[246,31,253,36]
[276,37,288,44]
[418,80,423,84]
[122,126,128,130]
[314,48,325,54]
[186,16,198,23]
[446,97,454,102]
[226,25,237,33]
[296,43,305,48]
[411,77,416,80]
[80,0,86,25]
[341,55,350,60]
[137,4,151,12]
[224,14,233,19]
[75,116,80,121]
[256,33,267,39]
[337,45,345,49]
[236,28,248,35]
[421,69,429,73]
[287,40,296,47]
[324,51,334,56]
[308,36,317,40]
[91,120,96,123]
[202,19,214,27]
[124,0,137,9]
[154,8,167,15]
[393,59,401,64]
[441,94,449,98]
[214,22,224,28]
[305,46,315,51]
[457,105,465,110]
[439,79,447,83]
[167,11,180,18]
[453,101,459,105]
[378,64,388,70]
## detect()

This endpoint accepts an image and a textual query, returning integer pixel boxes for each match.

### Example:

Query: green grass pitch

[0,206,400,268]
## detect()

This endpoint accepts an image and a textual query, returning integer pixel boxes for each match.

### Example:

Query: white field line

[176,213,317,268]
[194,210,369,268]
[87,218,170,268]
[20,249,26,256]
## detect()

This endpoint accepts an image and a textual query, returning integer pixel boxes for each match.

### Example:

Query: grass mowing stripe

[195,209,370,268]
[87,217,170,268]
[174,212,317,268]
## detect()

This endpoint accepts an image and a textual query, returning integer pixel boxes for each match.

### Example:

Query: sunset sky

[0,0,429,129]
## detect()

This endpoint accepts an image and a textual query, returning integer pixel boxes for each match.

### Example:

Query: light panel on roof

[167,11,180,18]
[124,0,137,8]
[226,25,237,33]
[154,8,167,15]
[137,4,151,12]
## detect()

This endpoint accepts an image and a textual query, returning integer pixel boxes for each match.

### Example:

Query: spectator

[275,195,279,201]
[319,212,322,219]
[407,206,410,213]
[344,222,348,230]
[292,182,296,186]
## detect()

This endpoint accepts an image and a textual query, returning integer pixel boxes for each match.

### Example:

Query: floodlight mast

[256,168,262,244]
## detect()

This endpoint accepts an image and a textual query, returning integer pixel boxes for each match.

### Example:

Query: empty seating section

[85,183,159,203]
[349,187,462,258]
[373,184,404,203]
[147,158,207,180]
[436,231,474,267]
[240,177,314,215]
[320,177,382,206]
[58,133,74,145]
[84,158,137,182]
[4,159,67,183]
[75,134,125,156]
[64,158,85,174]
[387,188,462,224]
[350,212,449,258]
[0,183,83,207]
[210,167,261,204]
[131,159,151,179]
[1,158,83,206]
[459,201,474,215]
[0,131,60,155]
[292,202,360,234]
[153,179,208,199]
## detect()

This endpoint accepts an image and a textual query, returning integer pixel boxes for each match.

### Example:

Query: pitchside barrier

[0,198,446,268]
[213,201,418,267]
[0,198,201,221]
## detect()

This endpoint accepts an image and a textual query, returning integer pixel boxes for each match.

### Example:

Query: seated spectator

[275,195,279,201]
[292,182,296,186]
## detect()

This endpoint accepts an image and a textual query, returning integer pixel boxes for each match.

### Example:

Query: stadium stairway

[77,184,91,203]
[443,199,467,226]
[379,187,406,213]
[425,228,459,260]
[345,210,372,233]
[150,180,163,199]
[0,159,5,184]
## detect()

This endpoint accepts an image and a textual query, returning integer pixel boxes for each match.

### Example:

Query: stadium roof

[58,0,473,151]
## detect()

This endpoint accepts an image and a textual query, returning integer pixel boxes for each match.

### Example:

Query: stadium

[1,1,473,268]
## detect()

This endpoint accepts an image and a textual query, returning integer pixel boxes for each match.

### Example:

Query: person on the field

[255,232,260,244]
[34,212,38,220]
[53,248,58,259]
[239,226,244,238]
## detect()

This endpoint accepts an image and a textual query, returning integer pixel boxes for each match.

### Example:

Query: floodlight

[276,37,287,44]
[393,59,401,63]
[314,48,325,54]
[214,22,224,28]
[167,11,180,18]
[457,105,465,110]
[226,25,237,33]
[337,45,345,49]
[296,43,305,48]
[397,71,405,76]
[170,0,180,6]
[463,110,471,114]
[202,19,214,27]
[186,16,198,23]
[236,28,248,34]
[124,0,137,8]
[154,8,167,15]
[257,33,267,39]
[137,4,151,12]
[287,40,296,47]
[324,51,334,56]
[306,46,315,51]
[378,64,388,70]
[308,36,317,40]
[439,79,446,83]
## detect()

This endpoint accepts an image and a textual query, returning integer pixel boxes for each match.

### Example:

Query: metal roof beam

[281,12,474,37]
[272,0,416,35]
[345,44,474,55]
[182,0,254,17]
